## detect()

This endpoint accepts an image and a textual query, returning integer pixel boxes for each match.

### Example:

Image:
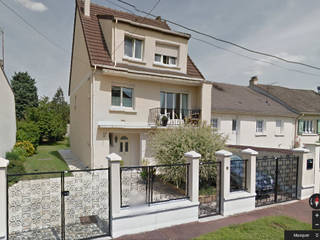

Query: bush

[6,148,26,185]
[149,123,226,187]
[16,121,40,148]
[14,141,35,157]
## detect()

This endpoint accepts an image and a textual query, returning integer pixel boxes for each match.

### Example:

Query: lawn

[194,216,311,240]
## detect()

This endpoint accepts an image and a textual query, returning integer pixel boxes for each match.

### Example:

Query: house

[69,0,211,168]
[211,81,298,149]
[250,77,320,146]
[0,61,16,157]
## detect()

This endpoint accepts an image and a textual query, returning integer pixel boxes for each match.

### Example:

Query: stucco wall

[105,21,189,74]
[69,9,93,168]
[212,113,296,149]
[0,68,16,157]
[298,115,320,145]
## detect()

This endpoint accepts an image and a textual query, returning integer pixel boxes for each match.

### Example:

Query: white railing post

[184,151,201,203]
[293,147,312,200]
[107,153,122,216]
[241,148,258,196]
[0,158,9,240]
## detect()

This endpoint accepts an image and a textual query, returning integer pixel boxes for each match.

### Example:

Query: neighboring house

[69,0,211,168]
[250,77,320,146]
[0,61,16,157]
[211,82,298,149]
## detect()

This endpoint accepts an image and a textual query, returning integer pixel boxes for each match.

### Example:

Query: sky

[1,0,320,99]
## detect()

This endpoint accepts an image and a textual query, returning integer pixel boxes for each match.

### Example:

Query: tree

[16,121,40,148]
[11,72,38,120]
[25,97,67,143]
[148,123,226,187]
[52,87,70,123]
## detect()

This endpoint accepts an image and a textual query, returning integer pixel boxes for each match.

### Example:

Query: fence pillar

[0,158,9,240]
[107,153,122,216]
[241,148,258,196]
[184,151,201,203]
[293,147,312,200]
[216,149,256,216]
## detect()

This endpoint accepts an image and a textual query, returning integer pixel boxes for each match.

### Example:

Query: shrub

[6,148,26,185]
[149,123,226,187]
[16,121,40,148]
[14,141,35,157]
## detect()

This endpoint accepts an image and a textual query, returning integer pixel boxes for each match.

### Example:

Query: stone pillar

[107,153,122,215]
[241,148,258,195]
[184,151,201,203]
[200,82,212,125]
[216,149,256,216]
[139,133,147,165]
[293,147,313,200]
[0,158,9,240]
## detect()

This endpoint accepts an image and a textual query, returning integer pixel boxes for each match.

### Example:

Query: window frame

[154,53,177,67]
[111,86,134,109]
[211,118,219,129]
[275,120,284,134]
[160,91,189,120]
[124,35,144,60]
[232,119,237,132]
[302,120,315,134]
[256,120,264,133]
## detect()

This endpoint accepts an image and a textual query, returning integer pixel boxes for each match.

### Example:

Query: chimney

[84,0,90,17]
[249,76,258,87]
[155,16,162,21]
[317,86,320,94]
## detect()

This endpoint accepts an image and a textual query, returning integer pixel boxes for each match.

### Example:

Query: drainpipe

[91,65,97,168]
[294,113,304,148]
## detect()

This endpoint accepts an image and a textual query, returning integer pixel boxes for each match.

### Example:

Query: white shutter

[155,43,178,57]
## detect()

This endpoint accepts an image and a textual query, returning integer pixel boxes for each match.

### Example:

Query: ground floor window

[120,136,129,153]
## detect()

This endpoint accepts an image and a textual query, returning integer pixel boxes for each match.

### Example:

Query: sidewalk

[116,200,311,240]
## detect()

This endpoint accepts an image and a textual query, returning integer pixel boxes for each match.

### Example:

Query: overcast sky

[1,0,320,99]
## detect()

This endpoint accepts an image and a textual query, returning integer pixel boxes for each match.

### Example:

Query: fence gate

[255,156,299,207]
[7,169,110,240]
[198,161,221,218]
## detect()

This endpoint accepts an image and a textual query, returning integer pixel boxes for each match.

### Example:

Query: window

[211,118,218,129]
[160,91,188,119]
[154,54,177,66]
[256,120,264,133]
[232,119,237,131]
[112,86,133,108]
[276,120,283,134]
[120,136,129,153]
[124,36,143,60]
[298,120,315,134]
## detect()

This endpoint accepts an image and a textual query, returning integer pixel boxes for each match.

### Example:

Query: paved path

[58,149,87,170]
[116,200,311,240]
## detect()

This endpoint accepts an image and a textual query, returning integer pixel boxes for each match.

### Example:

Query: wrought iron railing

[230,159,248,192]
[148,108,201,126]
[120,163,189,208]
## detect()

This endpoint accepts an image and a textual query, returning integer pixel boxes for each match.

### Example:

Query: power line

[116,0,320,71]
[192,37,320,77]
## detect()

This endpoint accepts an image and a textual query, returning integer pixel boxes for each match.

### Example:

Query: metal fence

[7,168,110,240]
[120,163,189,207]
[230,159,248,192]
[199,161,221,218]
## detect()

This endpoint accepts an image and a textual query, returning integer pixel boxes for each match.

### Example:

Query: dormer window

[154,42,179,67]
[124,36,143,60]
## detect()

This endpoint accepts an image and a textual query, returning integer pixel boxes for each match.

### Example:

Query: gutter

[91,65,96,168]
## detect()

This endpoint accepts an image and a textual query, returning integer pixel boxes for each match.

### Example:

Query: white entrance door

[119,136,130,165]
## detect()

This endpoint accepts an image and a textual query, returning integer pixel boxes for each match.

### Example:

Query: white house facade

[0,63,16,157]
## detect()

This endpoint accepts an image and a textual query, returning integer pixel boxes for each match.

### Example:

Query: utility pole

[0,28,4,70]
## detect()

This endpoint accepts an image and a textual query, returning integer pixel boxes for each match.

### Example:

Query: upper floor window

[160,91,188,120]
[256,120,264,133]
[298,120,315,134]
[112,86,133,108]
[232,119,237,131]
[276,120,284,134]
[124,36,143,60]
[155,43,178,67]
[211,118,218,129]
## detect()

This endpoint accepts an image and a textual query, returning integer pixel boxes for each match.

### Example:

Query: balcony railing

[148,108,201,126]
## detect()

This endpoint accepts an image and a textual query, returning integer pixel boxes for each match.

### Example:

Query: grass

[194,216,311,240]
[12,139,70,181]
[199,185,216,196]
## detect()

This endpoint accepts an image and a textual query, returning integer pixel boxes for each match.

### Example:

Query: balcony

[148,108,201,127]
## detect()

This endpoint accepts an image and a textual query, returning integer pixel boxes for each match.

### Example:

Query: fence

[120,163,189,207]
[230,159,248,192]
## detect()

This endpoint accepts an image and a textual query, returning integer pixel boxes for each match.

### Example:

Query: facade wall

[0,68,16,157]
[69,10,93,168]
[212,113,296,149]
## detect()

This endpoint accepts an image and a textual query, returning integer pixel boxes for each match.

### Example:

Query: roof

[255,84,320,115]
[211,82,297,117]
[76,0,204,79]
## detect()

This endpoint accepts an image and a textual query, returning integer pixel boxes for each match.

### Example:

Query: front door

[119,135,130,165]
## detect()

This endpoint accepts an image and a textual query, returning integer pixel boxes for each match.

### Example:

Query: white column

[184,151,201,203]
[216,150,232,204]
[200,83,212,124]
[293,147,312,200]
[107,153,122,215]
[0,158,9,240]
[139,133,147,165]
[241,148,258,195]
